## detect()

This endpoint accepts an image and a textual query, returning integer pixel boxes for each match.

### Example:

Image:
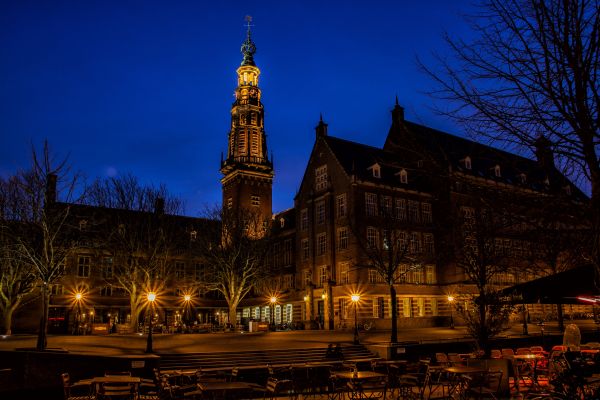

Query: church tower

[221,18,273,223]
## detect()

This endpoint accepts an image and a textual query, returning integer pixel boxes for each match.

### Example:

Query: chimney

[154,197,165,214]
[45,174,57,205]
[315,114,328,137]
[534,135,555,169]
[391,95,404,125]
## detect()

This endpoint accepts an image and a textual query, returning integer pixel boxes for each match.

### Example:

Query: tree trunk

[389,285,398,344]
[129,300,141,332]
[36,284,49,351]
[229,305,237,330]
[478,302,490,357]
[3,307,14,336]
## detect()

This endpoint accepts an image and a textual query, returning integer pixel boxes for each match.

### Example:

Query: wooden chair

[435,353,450,366]
[516,347,532,355]
[96,382,136,400]
[465,370,503,399]
[490,349,502,359]
[61,373,92,400]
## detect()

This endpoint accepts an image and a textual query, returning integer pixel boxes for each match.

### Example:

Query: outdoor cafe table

[197,380,263,400]
[513,353,547,388]
[443,365,487,398]
[161,369,197,385]
[334,371,387,398]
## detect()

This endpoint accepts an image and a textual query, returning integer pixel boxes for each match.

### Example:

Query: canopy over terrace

[499,264,600,304]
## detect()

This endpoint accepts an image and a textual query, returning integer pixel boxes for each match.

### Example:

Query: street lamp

[351,294,360,345]
[74,292,83,335]
[183,294,192,329]
[270,296,277,330]
[145,292,156,353]
[447,295,455,329]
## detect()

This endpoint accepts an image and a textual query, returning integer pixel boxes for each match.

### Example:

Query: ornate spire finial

[319,113,323,122]
[395,94,399,106]
[241,16,256,66]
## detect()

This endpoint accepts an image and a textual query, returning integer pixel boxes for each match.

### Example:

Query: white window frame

[317,233,327,256]
[336,194,347,218]
[315,165,328,191]
[365,193,377,216]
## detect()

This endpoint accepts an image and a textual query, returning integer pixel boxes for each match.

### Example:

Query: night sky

[0,1,480,216]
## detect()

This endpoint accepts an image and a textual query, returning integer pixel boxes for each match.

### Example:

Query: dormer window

[463,157,472,170]
[519,173,527,184]
[280,217,285,228]
[190,230,197,241]
[397,169,408,184]
[544,177,550,186]
[494,165,501,177]
[368,163,381,178]
[79,219,87,231]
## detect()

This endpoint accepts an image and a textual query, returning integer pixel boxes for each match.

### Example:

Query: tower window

[227,198,233,210]
[238,132,246,154]
[251,195,260,207]
[251,113,257,125]
[250,131,259,156]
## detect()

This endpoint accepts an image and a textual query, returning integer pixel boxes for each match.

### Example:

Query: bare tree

[420,0,600,267]
[0,142,83,350]
[195,206,271,327]
[0,176,37,335]
[86,175,185,331]
[453,197,519,355]
[348,205,426,344]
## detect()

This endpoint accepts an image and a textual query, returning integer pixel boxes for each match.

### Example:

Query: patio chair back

[501,348,515,358]
[516,347,532,355]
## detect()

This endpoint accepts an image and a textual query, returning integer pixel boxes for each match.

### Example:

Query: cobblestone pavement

[0,319,596,355]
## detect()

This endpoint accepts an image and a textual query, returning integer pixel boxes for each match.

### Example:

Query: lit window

[251,113,257,125]
[337,227,348,250]
[373,297,384,318]
[409,232,421,254]
[50,284,64,295]
[301,239,310,260]
[175,262,185,279]
[464,157,472,170]
[317,233,327,256]
[494,165,501,177]
[339,298,348,319]
[399,169,408,184]
[425,265,436,284]
[381,196,392,216]
[303,270,312,286]
[423,233,435,254]
[395,198,407,221]
[367,226,378,248]
[408,200,420,223]
[190,230,197,241]
[102,257,113,279]
[339,262,350,284]
[251,195,260,207]
[300,209,308,231]
[238,131,246,153]
[368,269,384,284]
[227,198,233,210]
[371,164,381,178]
[336,194,347,217]
[318,265,329,286]
[316,201,326,224]
[315,165,328,191]
[365,193,377,216]
[421,203,432,223]
[77,256,91,278]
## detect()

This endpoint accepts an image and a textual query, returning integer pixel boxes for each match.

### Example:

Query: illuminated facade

[220,23,273,223]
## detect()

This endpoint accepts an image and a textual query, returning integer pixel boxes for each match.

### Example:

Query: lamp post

[270,296,277,331]
[447,295,455,329]
[183,294,192,329]
[351,294,360,345]
[145,292,156,353]
[74,292,83,335]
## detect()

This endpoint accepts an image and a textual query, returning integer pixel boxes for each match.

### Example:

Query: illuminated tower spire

[221,17,273,222]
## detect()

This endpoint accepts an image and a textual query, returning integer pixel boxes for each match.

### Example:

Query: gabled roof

[385,119,587,200]
[323,135,432,193]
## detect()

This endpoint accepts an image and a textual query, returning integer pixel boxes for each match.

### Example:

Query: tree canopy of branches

[86,174,185,331]
[421,0,600,265]
[0,142,82,349]
[195,206,271,327]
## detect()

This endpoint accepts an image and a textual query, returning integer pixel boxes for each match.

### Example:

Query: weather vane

[245,15,253,32]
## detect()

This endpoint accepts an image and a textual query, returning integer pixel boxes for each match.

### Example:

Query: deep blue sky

[0,1,479,216]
